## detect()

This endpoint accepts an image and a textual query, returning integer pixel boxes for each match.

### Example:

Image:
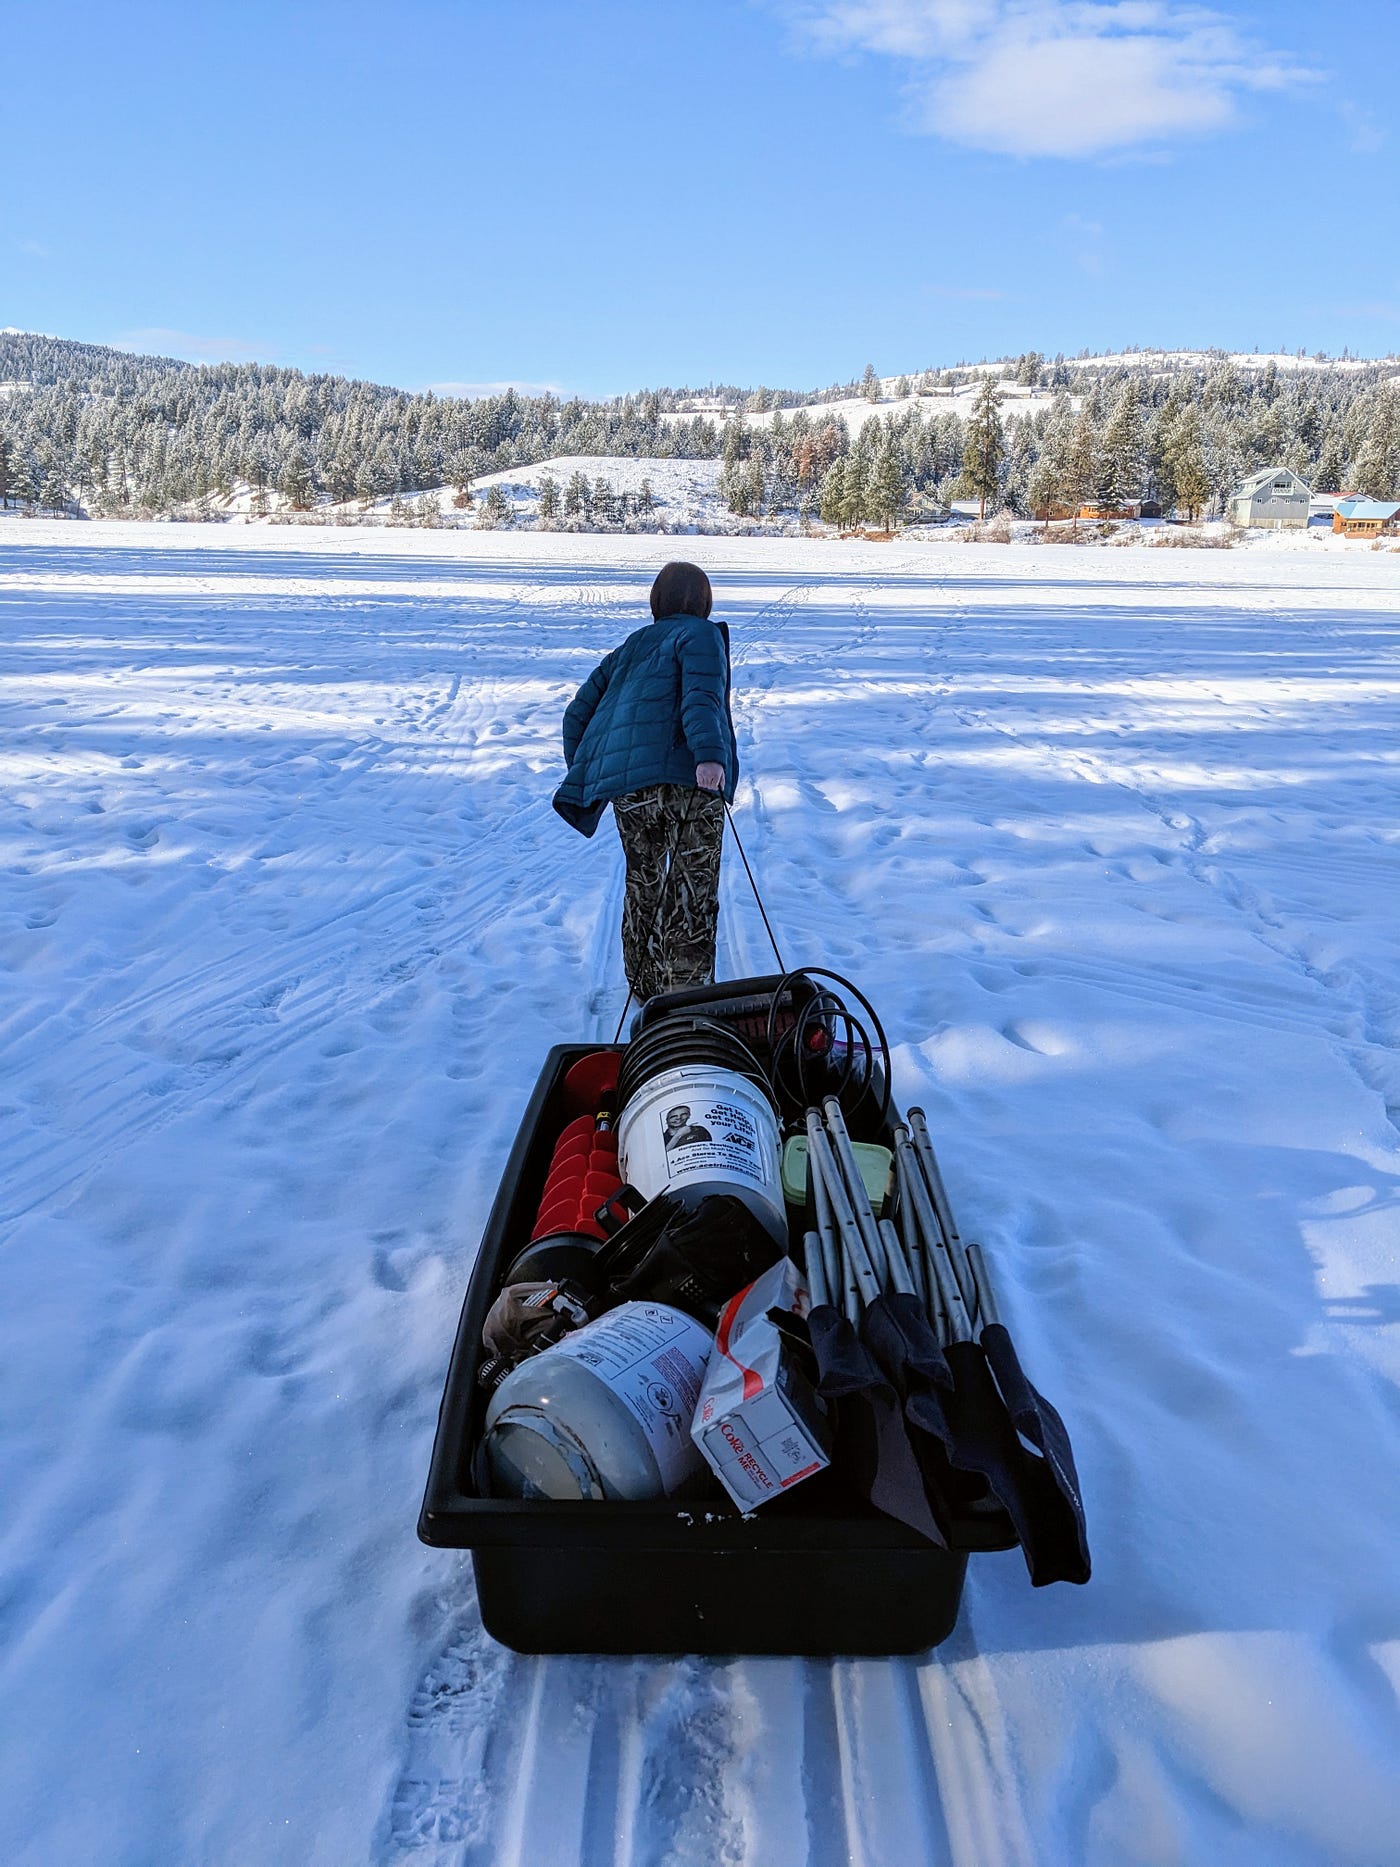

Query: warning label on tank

[553,1302,712,1491]
[658,1096,770,1189]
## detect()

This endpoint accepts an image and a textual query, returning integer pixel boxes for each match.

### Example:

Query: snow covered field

[2,522,1399,1866]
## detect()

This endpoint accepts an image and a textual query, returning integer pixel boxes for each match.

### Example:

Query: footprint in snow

[384,1586,519,1857]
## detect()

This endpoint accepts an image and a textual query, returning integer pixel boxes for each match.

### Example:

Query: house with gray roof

[1230,467,1312,529]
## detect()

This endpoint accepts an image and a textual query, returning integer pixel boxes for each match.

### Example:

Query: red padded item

[529,1107,624,1243]
[562,1050,622,1118]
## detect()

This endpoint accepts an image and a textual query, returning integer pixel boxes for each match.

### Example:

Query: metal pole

[893,1128,972,1341]
[803,1230,831,1312]
[891,1126,937,1309]
[806,1110,881,1311]
[822,1098,889,1294]
[964,1242,1001,1330]
[906,1109,978,1316]
[807,1120,858,1323]
[877,1218,917,1297]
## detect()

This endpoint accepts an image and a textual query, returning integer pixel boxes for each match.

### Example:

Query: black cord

[723,798,786,975]
[764,965,892,1127]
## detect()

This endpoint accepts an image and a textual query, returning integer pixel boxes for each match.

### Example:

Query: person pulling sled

[553,561,738,1008]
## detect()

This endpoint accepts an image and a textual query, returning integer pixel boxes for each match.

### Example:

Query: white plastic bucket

[617,1062,787,1247]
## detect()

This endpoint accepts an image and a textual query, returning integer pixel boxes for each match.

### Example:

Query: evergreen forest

[2,331,1397,528]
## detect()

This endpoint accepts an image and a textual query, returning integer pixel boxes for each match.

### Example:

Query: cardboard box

[692,1258,832,1510]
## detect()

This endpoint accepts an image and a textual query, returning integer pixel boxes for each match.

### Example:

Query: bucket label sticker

[657,1097,771,1189]
[553,1303,711,1490]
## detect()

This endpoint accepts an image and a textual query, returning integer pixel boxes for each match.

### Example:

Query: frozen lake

[2,521,1399,1866]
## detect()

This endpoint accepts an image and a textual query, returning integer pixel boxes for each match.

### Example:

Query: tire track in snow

[383,1635,753,1867]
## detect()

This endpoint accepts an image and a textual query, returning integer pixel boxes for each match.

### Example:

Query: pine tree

[638,477,654,516]
[278,448,315,511]
[1062,403,1100,529]
[39,465,69,514]
[1001,413,1037,515]
[323,450,356,505]
[743,455,765,517]
[961,379,1005,520]
[1353,385,1400,498]
[0,432,11,507]
[481,483,512,527]
[1164,409,1211,521]
[860,363,880,404]
[564,470,589,520]
[1316,429,1346,495]
[1200,412,1242,518]
[448,452,474,508]
[869,445,907,530]
[844,448,869,528]
[1097,381,1144,511]
[819,458,847,529]
[1027,450,1061,529]
[1028,394,1073,522]
[537,474,559,523]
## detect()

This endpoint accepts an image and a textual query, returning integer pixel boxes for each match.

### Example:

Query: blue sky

[2,1,1396,397]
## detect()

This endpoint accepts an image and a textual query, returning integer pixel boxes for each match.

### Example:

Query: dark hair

[649,560,712,622]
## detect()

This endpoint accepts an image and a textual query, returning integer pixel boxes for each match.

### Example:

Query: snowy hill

[358,455,726,531]
[3,331,1397,530]
[731,351,1400,433]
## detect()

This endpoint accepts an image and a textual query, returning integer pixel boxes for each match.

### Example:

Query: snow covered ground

[2,522,1399,1866]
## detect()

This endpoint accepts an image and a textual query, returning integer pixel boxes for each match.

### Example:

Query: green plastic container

[781,1134,893,1216]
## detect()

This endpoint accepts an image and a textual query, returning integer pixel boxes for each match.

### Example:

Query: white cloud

[790,2,1316,157]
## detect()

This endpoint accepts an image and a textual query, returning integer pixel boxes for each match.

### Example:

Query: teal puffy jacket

[553,612,739,837]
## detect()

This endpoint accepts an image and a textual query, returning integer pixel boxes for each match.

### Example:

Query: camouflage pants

[614,783,725,1005]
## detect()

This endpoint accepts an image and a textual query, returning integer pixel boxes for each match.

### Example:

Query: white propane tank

[482,1301,713,1501]
[617,1062,786,1249]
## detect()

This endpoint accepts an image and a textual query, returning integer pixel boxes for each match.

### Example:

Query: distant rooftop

[1335,497,1400,520]
[1235,467,1308,494]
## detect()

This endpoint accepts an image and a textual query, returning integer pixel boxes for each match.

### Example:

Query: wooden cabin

[1078,500,1142,522]
[1333,497,1400,538]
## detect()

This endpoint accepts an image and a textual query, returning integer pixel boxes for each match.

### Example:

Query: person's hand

[695,762,725,793]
